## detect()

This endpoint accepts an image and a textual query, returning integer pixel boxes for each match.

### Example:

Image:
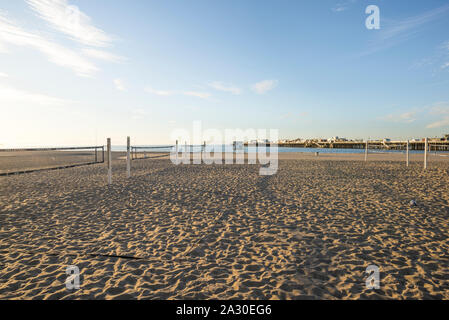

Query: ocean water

[112,145,432,154]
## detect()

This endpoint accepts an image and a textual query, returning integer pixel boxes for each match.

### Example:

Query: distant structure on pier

[275,134,449,151]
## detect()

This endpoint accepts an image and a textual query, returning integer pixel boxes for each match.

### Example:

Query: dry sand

[0,152,448,299]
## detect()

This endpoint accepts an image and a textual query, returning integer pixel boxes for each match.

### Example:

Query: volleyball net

[131,146,174,160]
[0,146,104,176]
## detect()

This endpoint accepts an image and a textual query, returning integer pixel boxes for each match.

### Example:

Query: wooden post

[176,140,178,162]
[365,140,368,162]
[107,138,112,185]
[126,136,131,178]
[424,138,428,170]
[406,140,409,167]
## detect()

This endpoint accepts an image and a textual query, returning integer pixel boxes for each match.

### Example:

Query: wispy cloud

[382,111,417,123]
[145,87,176,96]
[0,83,70,106]
[382,6,449,40]
[114,79,126,92]
[332,0,357,13]
[0,72,8,77]
[183,91,211,99]
[427,117,449,128]
[428,101,449,115]
[0,14,97,76]
[145,87,212,99]
[251,80,278,94]
[441,41,449,69]
[382,102,449,129]
[131,109,147,120]
[426,102,449,128]
[82,48,125,63]
[208,81,241,95]
[361,4,449,56]
[26,0,113,47]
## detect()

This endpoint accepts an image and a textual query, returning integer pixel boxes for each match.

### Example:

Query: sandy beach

[0,152,448,299]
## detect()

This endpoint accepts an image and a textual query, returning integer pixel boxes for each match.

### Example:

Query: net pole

[126,136,131,178]
[365,140,368,162]
[406,140,409,167]
[107,138,112,185]
[424,138,428,170]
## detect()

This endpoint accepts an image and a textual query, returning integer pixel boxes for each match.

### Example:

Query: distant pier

[245,141,449,151]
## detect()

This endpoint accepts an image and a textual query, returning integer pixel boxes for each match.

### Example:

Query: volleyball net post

[424,138,428,170]
[126,136,131,178]
[365,140,368,162]
[107,138,112,185]
[406,140,410,167]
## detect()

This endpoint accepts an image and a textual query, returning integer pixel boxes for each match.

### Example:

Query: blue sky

[1,0,449,147]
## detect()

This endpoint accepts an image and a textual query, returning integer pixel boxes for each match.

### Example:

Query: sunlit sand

[0,153,448,299]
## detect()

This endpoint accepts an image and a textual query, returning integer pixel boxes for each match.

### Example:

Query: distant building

[328,136,348,142]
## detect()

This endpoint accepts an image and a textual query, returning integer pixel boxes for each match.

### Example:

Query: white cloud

[145,87,176,96]
[427,117,449,128]
[208,81,241,95]
[0,72,8,77]
[428,102,449,115]
[0,83,70,106]
[442,62,449,69]
[382,111,417,123]
[332,0,357,12]
[0,14,97,76]
[332,6,347,12]
[251,80,278,94]
[399,111,417,123]
[26,0,113,47]
[131,109,147,120]
[114,79,126,92]
[144,88,212,99]
[425,102,449,128]
[82,48,125,63]
[183,91,211,99]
